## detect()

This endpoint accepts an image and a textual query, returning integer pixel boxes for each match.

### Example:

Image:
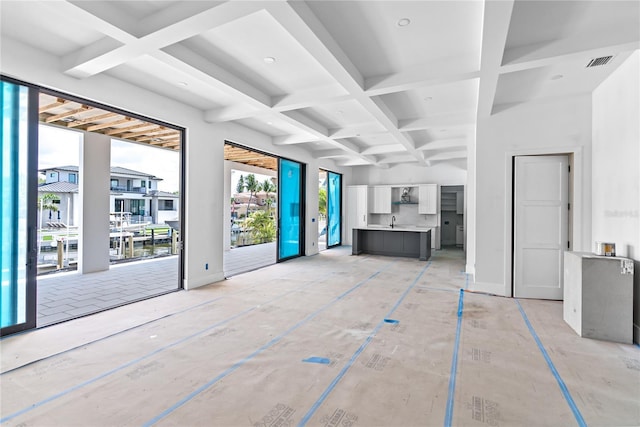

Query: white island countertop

[357,225,434,232]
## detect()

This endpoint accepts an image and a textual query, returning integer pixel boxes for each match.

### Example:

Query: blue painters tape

[0,269,342,424]
[143,261,397,426]
[515,299,587,427]
[383,318,399,324]
[444,289,464,427]
[298,261,432,426]
[303,357,330,365]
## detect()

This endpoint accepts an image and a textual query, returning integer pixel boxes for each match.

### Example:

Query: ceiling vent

[586,56,613,68]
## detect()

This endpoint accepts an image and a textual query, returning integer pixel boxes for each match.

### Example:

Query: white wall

[474,95,593,296]
[592,50,640,343]
[78,132,111,273]
[1,37,350,289]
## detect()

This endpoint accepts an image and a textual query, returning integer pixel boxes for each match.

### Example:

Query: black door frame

[0,75,186,336]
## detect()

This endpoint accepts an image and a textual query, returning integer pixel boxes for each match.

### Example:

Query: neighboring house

[231,190,276,218]
[38,166,178,226]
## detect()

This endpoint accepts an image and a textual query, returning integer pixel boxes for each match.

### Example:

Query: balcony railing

[110,186,148,194]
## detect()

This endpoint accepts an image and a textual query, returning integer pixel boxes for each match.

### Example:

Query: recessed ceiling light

[61,117,76,123]
[397,18,411,27]
[263,57,276,64]
[178,81,188,86]
[267,121,273,125]
[550,74,564,80]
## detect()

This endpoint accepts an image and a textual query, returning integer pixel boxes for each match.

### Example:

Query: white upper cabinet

[418,184,438,214]
[369,186,392,214]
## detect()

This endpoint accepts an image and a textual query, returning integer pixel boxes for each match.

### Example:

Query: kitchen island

[352,226,432,260]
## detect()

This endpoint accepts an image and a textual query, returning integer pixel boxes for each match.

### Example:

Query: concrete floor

[2,247,638,426]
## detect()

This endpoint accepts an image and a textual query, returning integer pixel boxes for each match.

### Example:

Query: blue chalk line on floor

[0,267,349,423]
[516,299,587,427]
[297,260,433,426]
[444,288,465,427]
[142,261,398,426]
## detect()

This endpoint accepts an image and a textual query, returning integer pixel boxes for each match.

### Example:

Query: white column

[78,132,111,274]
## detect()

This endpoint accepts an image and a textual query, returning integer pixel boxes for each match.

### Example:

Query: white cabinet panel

[369,186,391,214]
[346,186,368,244]
[418,184,438,214]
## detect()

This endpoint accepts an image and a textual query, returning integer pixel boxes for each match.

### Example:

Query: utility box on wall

[563,251,634,344]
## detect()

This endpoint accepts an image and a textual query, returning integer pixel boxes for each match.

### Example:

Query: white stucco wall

[474,95,593,296]
[592,50,640,343]
[78,133,111,273]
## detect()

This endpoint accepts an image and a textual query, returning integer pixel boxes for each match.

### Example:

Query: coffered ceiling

[1,1,638,169]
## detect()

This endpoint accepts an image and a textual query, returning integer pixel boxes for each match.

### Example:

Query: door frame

[0,75,186,336]
[0,76,39,336]
[504,146,585,298]
[320,168,342,249]
[277,157,306,262]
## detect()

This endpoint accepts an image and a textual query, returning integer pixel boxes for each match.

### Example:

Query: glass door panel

[278,158,303,261]
[1,80,36,335]
[327,171,341,247]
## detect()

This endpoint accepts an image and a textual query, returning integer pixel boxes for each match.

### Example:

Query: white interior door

[514,155,569,299]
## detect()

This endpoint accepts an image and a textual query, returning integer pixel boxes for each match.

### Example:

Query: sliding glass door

[327,171,342,248]
[1,79,38,336]
[277,158,304,261]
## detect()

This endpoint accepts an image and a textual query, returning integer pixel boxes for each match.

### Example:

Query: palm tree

[261,179,276,215]
[318,188,327,217]
[244,174,260,215]
[245,210,276,244]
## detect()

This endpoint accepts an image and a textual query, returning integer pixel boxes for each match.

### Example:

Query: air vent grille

[586,56,613,67]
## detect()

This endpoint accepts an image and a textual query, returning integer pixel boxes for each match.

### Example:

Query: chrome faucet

[390,215,396,229]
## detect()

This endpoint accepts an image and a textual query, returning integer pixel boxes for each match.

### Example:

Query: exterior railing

[110,185,148,194]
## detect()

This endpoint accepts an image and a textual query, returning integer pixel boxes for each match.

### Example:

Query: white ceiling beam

[368,96,426,165]
[476,0,515,119]
[62,2,266,78]
[424,150,468,162]
[313,149,349,159]
[416,138,469,152]
[159,46,271,111]
[37,1,135,43]
[500,39,640,74]
[272,89,351,112]
[398,112,476,132]
[337,158,389,169]
[361,144,406,156]
[273,134,318,145]
[277,111,378,165]
[377,155,420,165]
[204,105,265,123]
[268,1,425,166]
[365,63,480,96]
[328,125,386,139]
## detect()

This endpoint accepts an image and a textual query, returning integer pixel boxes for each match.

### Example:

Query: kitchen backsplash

[370,204,438,227]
